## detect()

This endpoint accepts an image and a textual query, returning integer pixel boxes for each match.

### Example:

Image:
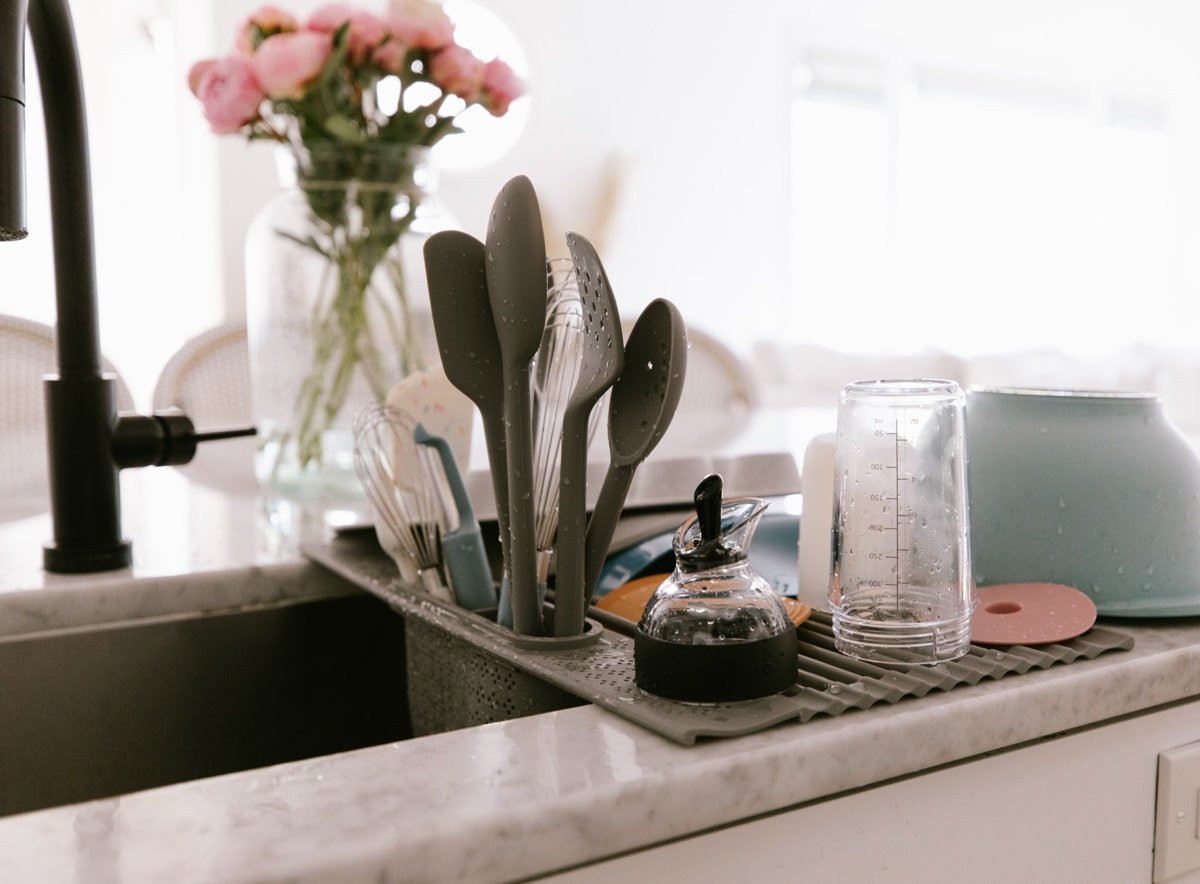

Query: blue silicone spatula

[414,422,496,612]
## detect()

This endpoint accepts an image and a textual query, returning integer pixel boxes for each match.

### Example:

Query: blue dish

[594,513,800,600]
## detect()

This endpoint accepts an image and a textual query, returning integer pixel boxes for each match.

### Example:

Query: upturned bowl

[965,387,1200,617]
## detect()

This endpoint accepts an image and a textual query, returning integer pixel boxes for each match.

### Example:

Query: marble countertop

[3,602,1200,883]
[4,418,1200,881]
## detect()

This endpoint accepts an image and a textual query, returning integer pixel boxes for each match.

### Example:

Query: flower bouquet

[188,1,523,495]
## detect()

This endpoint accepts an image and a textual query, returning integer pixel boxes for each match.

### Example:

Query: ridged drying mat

[306,534,1135,746]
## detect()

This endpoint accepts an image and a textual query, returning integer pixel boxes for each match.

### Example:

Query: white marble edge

[3,595,1200,882]
[0,559,359,640]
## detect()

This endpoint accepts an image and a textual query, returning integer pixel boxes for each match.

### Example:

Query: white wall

[8,0,1200,407]
[207,0,1200,358]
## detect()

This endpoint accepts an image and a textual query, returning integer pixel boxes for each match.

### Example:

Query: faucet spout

[1,0,29,241]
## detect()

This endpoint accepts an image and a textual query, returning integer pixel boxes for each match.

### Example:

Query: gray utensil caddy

[306,533,1134,746]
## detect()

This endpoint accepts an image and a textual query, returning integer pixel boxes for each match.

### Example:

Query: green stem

[285,179,424,471]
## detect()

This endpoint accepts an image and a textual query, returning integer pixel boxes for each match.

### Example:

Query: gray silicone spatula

[582,298,689,607]
[414,422,496,612]
[553,232,625,636]
[422,230,512,614]
[484,175,548,636]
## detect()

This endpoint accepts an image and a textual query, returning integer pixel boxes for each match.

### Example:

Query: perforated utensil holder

[305,533,1135,746]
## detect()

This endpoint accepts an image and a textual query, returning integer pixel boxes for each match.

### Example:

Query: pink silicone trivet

[971,582,1097,646]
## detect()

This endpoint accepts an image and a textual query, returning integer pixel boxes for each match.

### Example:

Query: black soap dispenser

[634,474,798,703]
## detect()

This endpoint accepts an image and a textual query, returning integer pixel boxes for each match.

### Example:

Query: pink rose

[307,4,388,63]
[187,58,217,96]
[236,5,299,55]
[373,39,408,75]
[253,31,333,100]
[387,0,454,51]
[481,58,524,116]
[194,55,264,134]
[430,44,484,101]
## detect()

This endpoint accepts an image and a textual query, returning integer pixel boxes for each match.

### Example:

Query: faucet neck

[29,0,101,376]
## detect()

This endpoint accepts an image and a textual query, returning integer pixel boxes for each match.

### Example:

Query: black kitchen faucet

[0,0,253,573]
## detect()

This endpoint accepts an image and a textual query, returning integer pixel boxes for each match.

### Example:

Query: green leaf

[316,22,352,89]
[323,114,366,143]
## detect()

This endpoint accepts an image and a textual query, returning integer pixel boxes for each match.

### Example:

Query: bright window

[790,55,1174,357]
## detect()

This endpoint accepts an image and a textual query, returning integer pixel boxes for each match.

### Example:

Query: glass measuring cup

[829,379,973,664]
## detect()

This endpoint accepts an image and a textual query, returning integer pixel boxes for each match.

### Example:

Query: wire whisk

[531,259,610,582]
[352,402,454,603]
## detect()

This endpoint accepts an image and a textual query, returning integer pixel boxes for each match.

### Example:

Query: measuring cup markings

[830,378,971,664]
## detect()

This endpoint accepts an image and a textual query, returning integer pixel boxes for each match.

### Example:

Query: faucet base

[44,539,131,574]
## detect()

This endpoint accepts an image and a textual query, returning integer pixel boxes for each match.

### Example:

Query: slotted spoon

[553,232,625,636]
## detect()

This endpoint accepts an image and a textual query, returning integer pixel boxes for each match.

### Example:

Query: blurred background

[7,0,1200,427]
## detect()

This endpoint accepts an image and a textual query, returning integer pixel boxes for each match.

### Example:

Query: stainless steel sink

[0,586,409,817]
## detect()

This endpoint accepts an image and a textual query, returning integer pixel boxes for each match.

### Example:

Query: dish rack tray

[306,534,1134,746]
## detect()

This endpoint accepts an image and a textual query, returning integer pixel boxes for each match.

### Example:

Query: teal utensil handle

[415,423,497,612]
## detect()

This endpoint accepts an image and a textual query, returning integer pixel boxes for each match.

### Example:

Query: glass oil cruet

[634,474,798,703]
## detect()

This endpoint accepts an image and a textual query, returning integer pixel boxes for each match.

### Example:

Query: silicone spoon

[583,298,689,607]
[484,176,548,636]
[422,231,514,617]
[553,232,625,636]
[387,364,473,473]
[387,364,474,522]
[414,423,496,612]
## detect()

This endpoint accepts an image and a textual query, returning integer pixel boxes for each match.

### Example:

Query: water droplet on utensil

[1117,564,1125,575]
[1057,498,1066,509]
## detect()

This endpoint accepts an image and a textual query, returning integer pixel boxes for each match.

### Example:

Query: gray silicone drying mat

[306,535,1135,746]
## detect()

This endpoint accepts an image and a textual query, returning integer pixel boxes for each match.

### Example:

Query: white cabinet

[543,698,1200,883]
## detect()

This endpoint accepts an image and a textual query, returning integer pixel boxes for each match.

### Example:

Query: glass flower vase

[244,142,449,531]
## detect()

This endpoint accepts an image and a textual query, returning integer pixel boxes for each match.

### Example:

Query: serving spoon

[484,176,549,636]
[583,298,688,608]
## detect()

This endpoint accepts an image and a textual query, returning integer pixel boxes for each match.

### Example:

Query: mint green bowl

[966,387,1200,617]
